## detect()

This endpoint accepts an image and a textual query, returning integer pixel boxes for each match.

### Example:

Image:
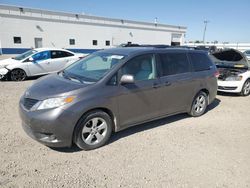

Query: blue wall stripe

[0,48,101,54]
[2,48,31,54]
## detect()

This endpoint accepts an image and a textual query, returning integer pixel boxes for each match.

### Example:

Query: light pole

[203,20,209,44]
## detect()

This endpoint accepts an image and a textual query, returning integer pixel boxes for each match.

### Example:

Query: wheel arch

[72,107,117,144]
[188,88,210,112]
[200,88,210,103]
[9,68,27,81]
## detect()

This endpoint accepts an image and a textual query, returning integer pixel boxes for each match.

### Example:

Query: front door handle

[153,83,161,89]
[165,81,171,86]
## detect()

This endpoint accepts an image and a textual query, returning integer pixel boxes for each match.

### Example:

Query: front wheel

[10,69,27,81]
[74,110,113,150]
[240,79,250,96]
[189,91,208,117]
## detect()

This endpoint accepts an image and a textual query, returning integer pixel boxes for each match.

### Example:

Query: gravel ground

[0,79,250,188]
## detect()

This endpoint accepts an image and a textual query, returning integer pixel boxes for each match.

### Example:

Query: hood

[24,74,90,100]
[210,49,250,68]
[0,58,20,68]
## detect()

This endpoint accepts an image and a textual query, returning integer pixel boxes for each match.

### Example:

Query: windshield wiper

[61,70,84,84]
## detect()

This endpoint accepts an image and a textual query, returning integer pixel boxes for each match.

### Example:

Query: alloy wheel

[194,95,206,114]
[243,81,250,95]
[11,69,26,81]
[81,117,108,145]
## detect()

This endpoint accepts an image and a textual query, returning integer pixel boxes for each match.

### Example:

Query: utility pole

[203,20,209,44]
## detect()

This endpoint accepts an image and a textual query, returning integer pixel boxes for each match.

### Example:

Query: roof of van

[96,47,205,56]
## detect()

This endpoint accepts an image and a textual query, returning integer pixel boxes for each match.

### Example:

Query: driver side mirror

[120,74,135,84]
[28,57,34,62]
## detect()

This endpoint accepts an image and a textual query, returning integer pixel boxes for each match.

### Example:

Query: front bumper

[0,68,9,79]
[217,80,243,93]
[19,98,78,147]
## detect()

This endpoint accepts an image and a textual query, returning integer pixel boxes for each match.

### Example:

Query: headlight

[37,96,75,110]
[225,75,243,81]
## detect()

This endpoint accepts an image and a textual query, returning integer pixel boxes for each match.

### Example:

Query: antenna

[203,20,210,43]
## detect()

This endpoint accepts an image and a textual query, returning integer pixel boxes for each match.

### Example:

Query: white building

[0,4,187,54]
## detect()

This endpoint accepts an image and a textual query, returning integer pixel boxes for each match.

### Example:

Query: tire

[240,79,250,96]
[74,110,113,150]
[189,91,208,117]
[10,69,27,81]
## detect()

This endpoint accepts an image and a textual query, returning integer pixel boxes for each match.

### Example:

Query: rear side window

[189,53,213,71]
[51,51,74,59]
[160,52,190,76]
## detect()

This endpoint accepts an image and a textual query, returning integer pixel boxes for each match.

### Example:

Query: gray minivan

[19,47,218,150]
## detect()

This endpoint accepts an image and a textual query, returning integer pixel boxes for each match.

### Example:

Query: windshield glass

[13,50,37,61]
[63,52,126,83]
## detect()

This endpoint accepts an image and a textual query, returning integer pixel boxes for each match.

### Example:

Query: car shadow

[50,98,220,153]
[49,144,82,153]
[0,75,44,82]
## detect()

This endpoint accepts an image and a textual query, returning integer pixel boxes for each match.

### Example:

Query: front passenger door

[28,51,51,75]
[117,54,162,128]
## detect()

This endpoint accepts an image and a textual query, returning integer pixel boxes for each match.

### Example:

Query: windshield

[63,52,126,83]
[13,50,37,61]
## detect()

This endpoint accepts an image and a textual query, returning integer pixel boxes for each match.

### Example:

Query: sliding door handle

[153,83,161,89]
[165,81,171,86]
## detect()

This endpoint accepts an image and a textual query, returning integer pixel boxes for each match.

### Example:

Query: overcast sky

[1,0,250,43]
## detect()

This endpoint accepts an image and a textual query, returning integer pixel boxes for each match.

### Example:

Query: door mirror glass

[28,57,34,62]
[120,74,135,84]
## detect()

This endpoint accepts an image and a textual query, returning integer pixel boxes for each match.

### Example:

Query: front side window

[32,51,51,61]
[160,52,190,76]
[63,52,126,83]
[121,54,156,81]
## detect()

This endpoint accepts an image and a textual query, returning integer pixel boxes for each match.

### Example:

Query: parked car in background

[244,50,250,61]
[19,47,218,150]
[0,48,85,81]
[210,49,250,96]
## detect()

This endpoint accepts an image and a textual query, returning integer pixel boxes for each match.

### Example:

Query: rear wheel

[189,91,208,117]
[240,79,250,96]
[74,110,112,150]
[10,69,27,81]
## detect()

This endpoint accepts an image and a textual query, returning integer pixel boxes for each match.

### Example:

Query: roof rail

[119,43,170,48]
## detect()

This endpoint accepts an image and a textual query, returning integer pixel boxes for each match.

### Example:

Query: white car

[0,48,85,81]
[244,50,250,61]
[210,49,250,96]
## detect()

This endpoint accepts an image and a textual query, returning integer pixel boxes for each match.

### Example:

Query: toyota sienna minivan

[19,47,218,150]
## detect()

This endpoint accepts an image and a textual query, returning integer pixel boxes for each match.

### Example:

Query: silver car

[0,48,85,81]
[19,47,218,150]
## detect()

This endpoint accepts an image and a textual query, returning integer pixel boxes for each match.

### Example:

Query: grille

[218,75,225,81]
[23,98,39,110]
[218,86,237,90]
